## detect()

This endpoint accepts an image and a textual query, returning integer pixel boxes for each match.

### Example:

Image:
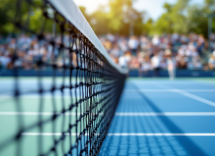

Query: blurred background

[1,0,215,77]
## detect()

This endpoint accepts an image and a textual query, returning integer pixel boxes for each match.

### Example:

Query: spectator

[103,39,112,53]
[118,38,128,52]
[152,35,160,46]
[0,53,11,69]
[165,49,175,80]
[160,58,167,70]
[213,50,215,57]
[118,51,131,69]
[208,54,215,70]
[151,53,161,77]
[110,44,122,59]
[192,56,202,70]
[140,36,149,51]
[177,55,187,69]
[128,36,139,56]
[139,54,152,76]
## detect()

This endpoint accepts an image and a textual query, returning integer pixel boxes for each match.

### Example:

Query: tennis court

[99,78,215,156]
[1,78,215,156]
[0,77,82,156]
[0,76,125,156]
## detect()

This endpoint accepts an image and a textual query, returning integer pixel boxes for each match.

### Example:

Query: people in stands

[208,54,215,70]
[165,49,175,80]
[118,51,131,69]
[139,53,152,77]
[1,33,214,73]
[151,52,160,77]
[110,44,122,61]
[0,52,11,69]
[128,36,139,56]
[152,35,160,47]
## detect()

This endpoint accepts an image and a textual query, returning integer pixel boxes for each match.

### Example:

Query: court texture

[99,78,215,156]
[0,77,215,156]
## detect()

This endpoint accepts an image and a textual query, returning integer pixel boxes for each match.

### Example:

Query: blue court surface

[99,78,215,156]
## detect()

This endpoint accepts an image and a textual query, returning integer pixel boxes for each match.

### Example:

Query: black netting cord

[0,0,126,156]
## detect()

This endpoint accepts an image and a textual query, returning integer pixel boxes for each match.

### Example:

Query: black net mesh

[0,0,126,156]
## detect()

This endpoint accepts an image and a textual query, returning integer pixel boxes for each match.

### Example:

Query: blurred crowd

[100,33,215,73]
[0,34,71,70]
[1,33,215,73]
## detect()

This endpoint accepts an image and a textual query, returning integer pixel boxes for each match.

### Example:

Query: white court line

[150,84,215,108]
[107,133,215,136]
[0,95,74,102]
[0,112,76,115]
[1,112,215,116]
[22,133,99,136]
[0,96,11,101]
[0,92,13,102]
[171,89,215,108]
[21,133,215,136]
[0,95,73,98]
[115,112,215,116]
[0,112,104,115]
[125,89,215,92]
[22,133,87,136]
[22,133,74,136]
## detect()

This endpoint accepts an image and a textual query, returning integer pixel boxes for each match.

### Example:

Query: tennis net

[0,0,127,155]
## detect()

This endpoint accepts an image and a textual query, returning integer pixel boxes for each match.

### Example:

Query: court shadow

[99,85,207,156]
[132,86,207,156]
[100,117,189,156]
[99,106,192,156]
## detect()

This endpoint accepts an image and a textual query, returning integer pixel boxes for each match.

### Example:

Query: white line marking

[22,133,97,136]
[172,89,215,107]
[0,112,104,116]
[0,112,75,115]
[0,95,73,98]
[21,133,215,136]
[107,133,215,136]
[0,95,72,102]
[115,112,215,116]
[151,84,215,108]
[1,112,215,116]
[125,89,215,92]
[0,92,13,102]
[22,133,76,136]
[0,96,11,101]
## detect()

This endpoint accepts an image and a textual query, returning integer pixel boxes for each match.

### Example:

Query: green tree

[152,3,174,34]
[0,0,53,35]
[90,6,110,35]
[79,0,146,36]
[152,0,190,35]
[143,18,154,35]
[0,0,17,34]
[186,0,215,38]
[151,0,215,38]
[106,0,144,35]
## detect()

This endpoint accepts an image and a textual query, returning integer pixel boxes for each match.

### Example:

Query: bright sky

[73,0,204,20]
